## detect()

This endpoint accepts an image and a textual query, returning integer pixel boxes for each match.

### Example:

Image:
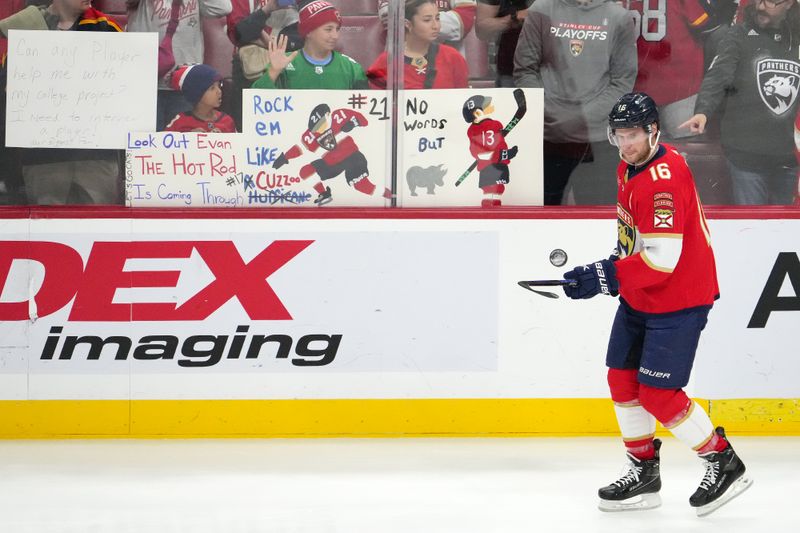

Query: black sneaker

[314,186,332,206]
[690,427,753,517]
[598,439,662,512]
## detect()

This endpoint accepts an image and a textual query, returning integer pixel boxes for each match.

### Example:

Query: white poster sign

[242,89,390,207]
[5,30,157,149]
[400,88,543,207]
[241,88,543,207]
[126,132,251,207]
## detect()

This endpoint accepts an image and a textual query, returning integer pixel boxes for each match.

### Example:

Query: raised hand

[263,31,299,81]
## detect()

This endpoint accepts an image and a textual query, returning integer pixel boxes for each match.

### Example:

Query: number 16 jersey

[614,144,719,314]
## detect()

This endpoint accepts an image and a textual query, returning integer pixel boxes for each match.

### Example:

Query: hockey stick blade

[517,279,577,299]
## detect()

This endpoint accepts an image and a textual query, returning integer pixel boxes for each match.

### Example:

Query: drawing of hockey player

[273,103,385,206]
[455,89,526,206]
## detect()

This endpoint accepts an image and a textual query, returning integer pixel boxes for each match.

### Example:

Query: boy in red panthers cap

[252,0,367,89]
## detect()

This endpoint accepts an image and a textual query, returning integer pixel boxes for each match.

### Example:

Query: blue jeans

[727,158,797,205]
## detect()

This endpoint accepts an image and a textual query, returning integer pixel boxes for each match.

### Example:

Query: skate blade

[599,492,662,512]
[696,476,753,517]
[314,196,332,206]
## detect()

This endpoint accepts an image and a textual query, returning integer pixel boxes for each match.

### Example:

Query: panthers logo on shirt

[757,59,800,115]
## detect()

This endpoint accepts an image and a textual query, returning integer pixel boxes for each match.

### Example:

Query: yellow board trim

[0,398,796,438]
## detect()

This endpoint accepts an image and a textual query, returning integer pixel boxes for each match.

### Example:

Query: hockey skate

[598,439,662,512]
[690,427,753,517]
[314,186,332,206]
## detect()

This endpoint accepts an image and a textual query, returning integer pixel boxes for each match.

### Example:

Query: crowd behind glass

[1,0,799,207]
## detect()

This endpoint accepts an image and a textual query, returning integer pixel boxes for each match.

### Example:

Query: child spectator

[368,0,469,89]
[226,0,300,130]
[166,64,237,132]
[251,1,367,89]
[126,0,232,131]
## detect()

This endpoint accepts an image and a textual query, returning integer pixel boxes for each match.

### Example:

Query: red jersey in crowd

[165,111,237,133]
[467,118,508,171]
[624,0,716,105]
[614,144,719,314]
[367,44,468,89]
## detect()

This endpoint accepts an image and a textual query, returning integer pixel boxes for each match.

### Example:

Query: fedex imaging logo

[0,240,342,368]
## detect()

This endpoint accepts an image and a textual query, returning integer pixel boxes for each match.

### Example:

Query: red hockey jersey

[297,108,366,166]
[625,0,714,105]
[165,111,237,133]
[614,144,719,313]
[467,118,508,171]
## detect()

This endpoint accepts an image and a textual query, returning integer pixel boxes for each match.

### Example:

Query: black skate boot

[314,186,332,206]
[690,427,753,517]
[598,439,662,512]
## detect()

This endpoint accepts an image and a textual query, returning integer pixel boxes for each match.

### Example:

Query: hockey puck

[549,249,568,267]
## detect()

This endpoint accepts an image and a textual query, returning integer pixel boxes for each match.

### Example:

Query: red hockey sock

[300,164,317,180]
[353,177,376,195]
[313,182,326,194]
[696,432,728,454]
[626,437,656,460]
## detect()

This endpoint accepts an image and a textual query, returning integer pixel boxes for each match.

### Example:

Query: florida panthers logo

[570,39,583,57]
[757,59,800,115]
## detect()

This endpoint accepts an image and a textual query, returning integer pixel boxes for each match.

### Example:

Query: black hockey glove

[273,152,289,169]
[563,259,619,300]
[501,145,518,162]
[341,117,358,132]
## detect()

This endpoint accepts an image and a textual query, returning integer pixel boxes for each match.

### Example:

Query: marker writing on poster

[404,97,447,131]
[251,94,292,137]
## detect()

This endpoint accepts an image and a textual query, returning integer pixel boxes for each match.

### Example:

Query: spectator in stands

[475,0,532,88]
[680,0,800,205]
[226,0,300,130]
[251,1,367,89]
[622,0,734,139]
[379,0,477,54]
[514,0,636,205]
[166,64,237,132]
[367,0,469,89]
[0,0,124,205]
[126,0,232,131]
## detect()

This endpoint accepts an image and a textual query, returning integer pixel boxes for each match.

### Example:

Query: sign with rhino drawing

[234,87,544,207]
[400,88,543,207]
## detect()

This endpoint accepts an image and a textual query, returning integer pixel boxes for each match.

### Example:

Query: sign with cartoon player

[242,89,391,207]
[400,88,543,207]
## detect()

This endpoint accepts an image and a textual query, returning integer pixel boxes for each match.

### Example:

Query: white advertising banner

[5,31,157,149]
[0,217,797,400]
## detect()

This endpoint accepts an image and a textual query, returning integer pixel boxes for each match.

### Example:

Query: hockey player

[562,93,752,516]
[462,95,517,207]
[273,103,383,206]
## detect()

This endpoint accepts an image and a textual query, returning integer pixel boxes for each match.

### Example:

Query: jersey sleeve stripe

[690,13,709,27]
[640,235,683,273]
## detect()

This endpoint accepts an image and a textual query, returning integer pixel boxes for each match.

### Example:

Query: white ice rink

[0,436,796,533]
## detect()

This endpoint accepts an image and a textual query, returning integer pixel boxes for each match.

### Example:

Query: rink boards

[0,209,798,437]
